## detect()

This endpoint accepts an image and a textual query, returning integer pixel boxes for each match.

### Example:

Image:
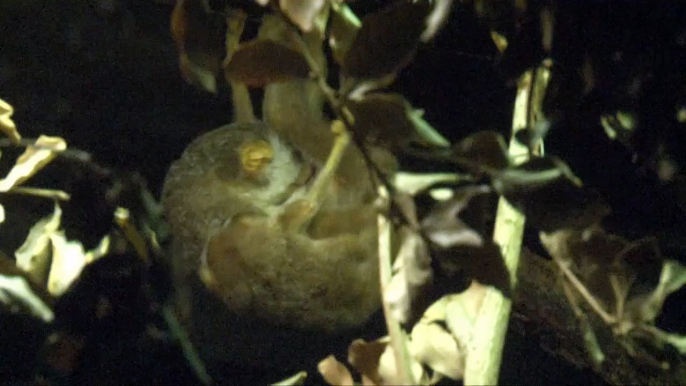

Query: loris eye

[239,139,273,175]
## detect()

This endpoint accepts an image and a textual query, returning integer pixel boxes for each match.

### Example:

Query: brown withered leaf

[452,131,510,172]
[318,355,354,386]
[348,338,388,385]
[224,40,310,87]
[171,0,226,93]
[343,1,431,80]
[492,157,610,231]
[347,93,449,150]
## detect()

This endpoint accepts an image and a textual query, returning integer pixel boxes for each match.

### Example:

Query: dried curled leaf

[0,98,21,143]
[224,40,310,87]
[15,202,63,286]
[171,0,226,93]
[343,1,431,80]
[15,203,110,297]
[0,136,67,192]
[348,338,388,386]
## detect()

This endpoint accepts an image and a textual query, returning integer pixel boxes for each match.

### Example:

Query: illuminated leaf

[0,135,67,192]
[15,203,62,287]
[0,98,21,143]
[224,40,310,87]
[343,1,431,80]
[47,231,110,297]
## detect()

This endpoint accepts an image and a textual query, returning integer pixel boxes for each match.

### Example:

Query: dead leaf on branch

[348,338,388,386]
[224,40,310,87]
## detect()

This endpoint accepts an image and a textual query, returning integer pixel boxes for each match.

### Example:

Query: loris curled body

[161,13,396,375]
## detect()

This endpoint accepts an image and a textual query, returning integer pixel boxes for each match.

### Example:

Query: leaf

[47,231,110,296]
[0,135,67,192]
[343,1,431,80]
[347,338,388,386]
[0,98,21,143]
[347,93,449,150]
[279,0,327,32]
[0,274,54,322]
[271,371,308,385]
[492,157,610,231]
[15,202,63,287]
[171,0,226,93]
[224,40,310,87]
[452,131,510,172]
[318,355,354,386]
[329,2,361,65]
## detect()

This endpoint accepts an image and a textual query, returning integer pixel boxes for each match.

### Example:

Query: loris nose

[239,139,274,175]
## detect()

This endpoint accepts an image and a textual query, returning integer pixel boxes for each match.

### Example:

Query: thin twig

[552,254,616,324]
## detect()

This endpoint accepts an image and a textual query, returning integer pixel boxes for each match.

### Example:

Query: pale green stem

[464,68,546,384]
